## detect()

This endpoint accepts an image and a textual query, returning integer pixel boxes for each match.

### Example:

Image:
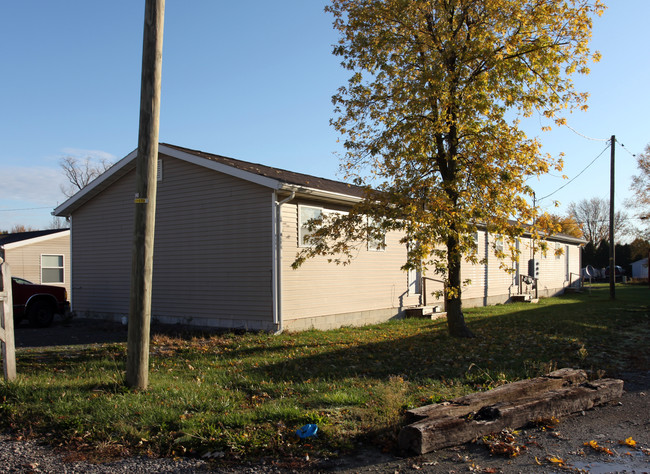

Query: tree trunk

[445,232,474,338]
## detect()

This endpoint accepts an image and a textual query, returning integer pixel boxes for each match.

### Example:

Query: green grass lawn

[1,283,648,463]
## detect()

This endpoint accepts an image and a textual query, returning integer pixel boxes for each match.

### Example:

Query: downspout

[272,190,296,334]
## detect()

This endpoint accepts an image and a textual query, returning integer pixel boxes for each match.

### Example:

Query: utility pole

[609,135,615,300]
[126,0,165,389]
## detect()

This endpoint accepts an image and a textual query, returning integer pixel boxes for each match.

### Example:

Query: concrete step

[511,295,539,303]
[405,306,446,320]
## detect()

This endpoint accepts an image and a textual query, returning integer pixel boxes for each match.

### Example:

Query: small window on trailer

[41,254,64,284]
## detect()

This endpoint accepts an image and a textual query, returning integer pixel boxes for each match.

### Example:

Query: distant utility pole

[609,135,615,300]
[126,0,165,390]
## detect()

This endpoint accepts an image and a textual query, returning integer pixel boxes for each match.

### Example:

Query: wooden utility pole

[609,135,615,300]
[126,0,165,389]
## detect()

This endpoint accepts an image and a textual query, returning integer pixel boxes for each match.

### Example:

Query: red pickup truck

[10,277,72,327]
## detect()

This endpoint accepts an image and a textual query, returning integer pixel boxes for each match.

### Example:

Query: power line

[615,139,637,158]
[537,141,611,202]
[561,123,609,142]
[0,206,53,212]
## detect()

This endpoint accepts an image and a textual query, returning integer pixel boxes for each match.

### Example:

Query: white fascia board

[530,232,586,246]
[159,145,282,190]
[54,149,139,216]
[279,183,363,205]
[2,230,70,250]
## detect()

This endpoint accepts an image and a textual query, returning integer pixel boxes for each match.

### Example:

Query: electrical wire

[537,141,611,202]
[0,206,53,212]
[615,139,637,158]
[561,123,610,142]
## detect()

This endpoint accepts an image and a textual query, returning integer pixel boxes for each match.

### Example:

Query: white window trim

[41,254,65,284]
[471,231,480,256]
[298,205,322,248]
[367,216,386,252]
[297,205,352,248]
[494,234,504,253]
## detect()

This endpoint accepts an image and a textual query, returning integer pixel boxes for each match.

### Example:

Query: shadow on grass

[247,285,648,387]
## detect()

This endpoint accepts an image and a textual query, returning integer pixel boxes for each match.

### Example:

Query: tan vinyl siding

[460,232,582,306]
[4,234,71,296]
[71,154,274,329]
[281,200,419,324]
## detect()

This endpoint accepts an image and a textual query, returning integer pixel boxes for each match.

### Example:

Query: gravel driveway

[3,318,649,473]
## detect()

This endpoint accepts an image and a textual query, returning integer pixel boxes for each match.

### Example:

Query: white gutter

[279,183,363,205]
[272,189,296,334]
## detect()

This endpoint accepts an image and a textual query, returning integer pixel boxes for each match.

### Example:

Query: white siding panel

[71,155,274,327]
[281,201,419,322]
[4,235,71,295]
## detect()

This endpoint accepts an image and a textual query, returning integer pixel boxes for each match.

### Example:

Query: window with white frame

[495,235,504,254]
[41,254,64,284]
[471,231,480,255]
[298,205,323,247]
[555,242,562,259]
[298,205,349,247]
[367,217,386,251]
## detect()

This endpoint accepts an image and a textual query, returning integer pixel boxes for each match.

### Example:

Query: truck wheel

[28,301,54,327]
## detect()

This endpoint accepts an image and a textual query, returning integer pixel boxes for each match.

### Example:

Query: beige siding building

[0,229,71,295]
[54,144,584,332]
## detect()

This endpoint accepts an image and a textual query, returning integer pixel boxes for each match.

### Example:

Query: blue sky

[1,1,647,232]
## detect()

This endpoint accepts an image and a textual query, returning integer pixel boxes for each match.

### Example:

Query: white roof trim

[54,149,138,216]
[2,229,70,250]
[159,145,282,190]
[54,145,289,216]
[54,144,366,216]
[279,184,363,204]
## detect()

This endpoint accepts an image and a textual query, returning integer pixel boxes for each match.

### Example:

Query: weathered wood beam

[399,371,623,455]
[405,368,587,423]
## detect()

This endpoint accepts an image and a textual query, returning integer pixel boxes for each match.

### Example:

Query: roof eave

[54,149,139,216]
[159,144,283,190]
[278,184,363,205]
[1,229,70,250]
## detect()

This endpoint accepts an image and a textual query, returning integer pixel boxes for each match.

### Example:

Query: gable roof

[0,229,70,250]
[162,144,366,199]
[54,144,367,216]
[51,144,585,246]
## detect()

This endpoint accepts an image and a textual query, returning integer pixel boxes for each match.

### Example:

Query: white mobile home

[0,229,71,296]
[54,144,583,331]
[631,258,648,279]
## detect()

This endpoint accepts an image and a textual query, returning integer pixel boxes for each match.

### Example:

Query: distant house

[0,229,71,295]
[54,144,584,331]
[631,258,649,279]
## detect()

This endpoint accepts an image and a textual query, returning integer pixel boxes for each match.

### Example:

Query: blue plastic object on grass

[296,423,318,438]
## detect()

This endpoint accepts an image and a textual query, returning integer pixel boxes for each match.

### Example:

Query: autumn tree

[60,155,113,198]
[628,144,650,238]
[629,237,650,262]
[295,0,604,337]
[537,213,583,239]
[9,224,34,233]
[568,197,628,244]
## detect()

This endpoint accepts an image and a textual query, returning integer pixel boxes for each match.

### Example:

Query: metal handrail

[421,276,445,309]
